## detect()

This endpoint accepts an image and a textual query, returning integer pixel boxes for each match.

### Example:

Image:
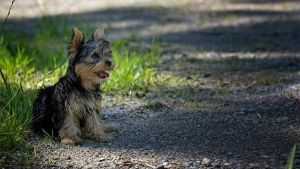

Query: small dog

[32,27,117,145]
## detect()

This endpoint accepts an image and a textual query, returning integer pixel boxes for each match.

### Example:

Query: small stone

[236,111,245,115]
[248,163,260,168]
[261,155,270,159]
[162,162,168,166]
[156,165,166,169]
[186,162,195,167]
[202,157,211,167]
[48,164,59,168]
[145,92,155,98]
[99,158,106,162]
[211,160,221,167]
[227,152,233,157]
[146,101,165,110]
[123,160,133,167]
[149,113,159,118]
[159,155,168,162]
[66,164,73,169]
[150,136,157,143]
[53,156,60,160]
[276,117,289,123]
[224,162,232,166]
[143,145,152,150]
[176,131,183,135]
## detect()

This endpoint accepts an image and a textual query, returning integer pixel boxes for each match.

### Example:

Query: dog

[32,27,118,145]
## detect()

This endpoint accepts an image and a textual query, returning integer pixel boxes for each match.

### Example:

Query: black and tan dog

[32,27,117,145]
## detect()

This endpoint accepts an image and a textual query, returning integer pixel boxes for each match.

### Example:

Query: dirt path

[2,0,300,168]
[34,87,300,169]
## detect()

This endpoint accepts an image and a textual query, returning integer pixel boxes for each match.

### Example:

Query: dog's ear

[92,28,105,42]
[68,27,84,59]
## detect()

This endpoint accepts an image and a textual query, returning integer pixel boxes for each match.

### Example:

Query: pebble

[99,158,106,162]
[162,162,168,166]
[236,111,245,115]
[276,117,289,123]
[211,160,221,167]
[224,162,232,166]
[149,136,157,143]
[248,163,260,169]
[202,157,211,167]
[156,165,166,169]
[145,92,156,98]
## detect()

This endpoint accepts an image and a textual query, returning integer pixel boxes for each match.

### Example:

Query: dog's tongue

[98,70,109,79]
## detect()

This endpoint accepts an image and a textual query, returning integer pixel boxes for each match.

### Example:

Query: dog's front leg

[84,112,114,142]
[59,114,82,145]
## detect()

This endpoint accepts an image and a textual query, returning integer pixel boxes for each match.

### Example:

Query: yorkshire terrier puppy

[32,27,117,145]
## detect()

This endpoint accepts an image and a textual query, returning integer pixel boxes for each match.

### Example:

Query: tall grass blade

[287,144,297,169]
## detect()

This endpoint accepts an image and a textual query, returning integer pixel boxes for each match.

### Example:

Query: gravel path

[2,0,300,168]
[33,83,300,169]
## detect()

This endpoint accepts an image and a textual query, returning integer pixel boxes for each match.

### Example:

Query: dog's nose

[105,60,112,67]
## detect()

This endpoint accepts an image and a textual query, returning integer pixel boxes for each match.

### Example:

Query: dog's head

[68,27,114,90]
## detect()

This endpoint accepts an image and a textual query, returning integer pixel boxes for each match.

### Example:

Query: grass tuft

[102,40,160,93]
[0,68,35,166]
[0,70,28,151]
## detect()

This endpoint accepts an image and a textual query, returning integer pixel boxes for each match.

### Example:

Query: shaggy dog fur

[32,27,117,145]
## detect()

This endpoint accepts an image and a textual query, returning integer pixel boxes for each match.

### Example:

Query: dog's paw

[103,123,119,133]
[61,137,83,145]
[91,133,114,142]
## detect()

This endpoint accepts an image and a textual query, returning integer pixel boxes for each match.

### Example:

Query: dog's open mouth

[96,70,109,79]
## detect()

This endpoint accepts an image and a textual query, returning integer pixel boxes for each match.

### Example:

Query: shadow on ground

[94,83,300,167]
[3,2,300,53]
[160,53,300,83]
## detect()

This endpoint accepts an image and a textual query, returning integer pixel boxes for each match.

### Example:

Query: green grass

[0,69,34,166]
[102,39,160,92]
[0,15,161,166]
[0,76,30,152]
[287,144,297,169]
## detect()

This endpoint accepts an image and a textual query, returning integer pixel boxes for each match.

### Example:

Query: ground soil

[2,0,300,168]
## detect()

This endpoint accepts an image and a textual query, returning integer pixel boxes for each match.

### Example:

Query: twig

[1,0,16,36]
